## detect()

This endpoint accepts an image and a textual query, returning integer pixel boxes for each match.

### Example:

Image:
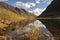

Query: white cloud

[16,2,31,8]
[29,3,36,6]
[16,2,36,9]
[28,9,34,13]
[23,3,31,8]
[29,8,46,16]
[35,0,40,4]
[0,0,8,1]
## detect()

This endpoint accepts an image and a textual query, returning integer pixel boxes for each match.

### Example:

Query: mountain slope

[38,0,60,17]
[38,0,60,40]
[0,2,36,35]
[0,2,34,15]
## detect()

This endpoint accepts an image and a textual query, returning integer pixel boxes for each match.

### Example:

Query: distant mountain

[38,0,60,17]
[0,2,32,15]
[0,2,36,35]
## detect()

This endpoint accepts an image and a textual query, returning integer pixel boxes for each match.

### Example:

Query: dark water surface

[39,19,60,40]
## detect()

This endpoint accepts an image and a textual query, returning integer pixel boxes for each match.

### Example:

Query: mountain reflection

[7,20,54,40]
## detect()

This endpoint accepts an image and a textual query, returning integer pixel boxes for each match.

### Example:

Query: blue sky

[0,0,53,16]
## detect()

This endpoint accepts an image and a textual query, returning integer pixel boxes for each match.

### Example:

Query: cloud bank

[29,8,46,16]
[16,2,36,9]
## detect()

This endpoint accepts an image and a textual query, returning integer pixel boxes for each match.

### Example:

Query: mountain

[38,0,60,17]
[0,2,33,15]
[0,2,36,36]
[38,0,60,40]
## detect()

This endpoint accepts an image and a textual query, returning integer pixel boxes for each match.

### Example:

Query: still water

[7,20,54,40]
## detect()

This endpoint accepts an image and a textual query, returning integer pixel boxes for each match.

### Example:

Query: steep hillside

[38,0,60,40]
[0,2,36,35]
[38,0,60,17]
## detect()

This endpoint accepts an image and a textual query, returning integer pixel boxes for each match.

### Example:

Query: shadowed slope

[38,0,60,17]
[38,0,60,40]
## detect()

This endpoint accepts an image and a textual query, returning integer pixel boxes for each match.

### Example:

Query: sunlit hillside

[0,7,36,35]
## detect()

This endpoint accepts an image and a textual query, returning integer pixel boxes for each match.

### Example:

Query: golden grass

[23,27,41,40]
[0,8,27,23]
[0,36,7,40]
[0,23,8,29]
[0,7,36,35]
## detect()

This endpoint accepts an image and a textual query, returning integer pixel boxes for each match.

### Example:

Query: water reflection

[26,20,54,40]
[7,20,54,40]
